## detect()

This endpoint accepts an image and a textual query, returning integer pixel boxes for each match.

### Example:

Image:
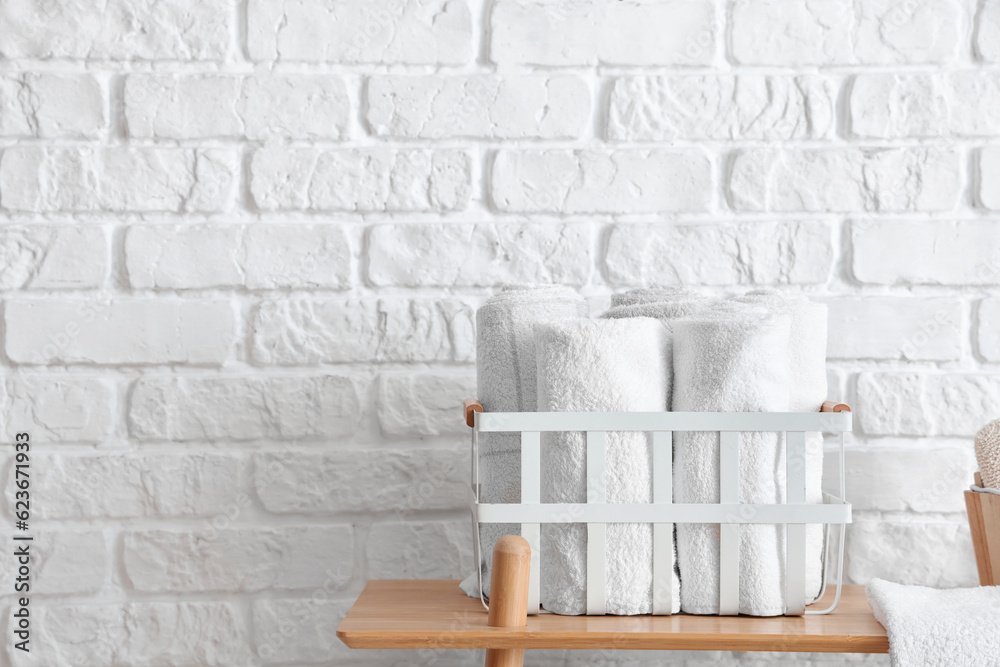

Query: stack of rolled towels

[467,284,829,617]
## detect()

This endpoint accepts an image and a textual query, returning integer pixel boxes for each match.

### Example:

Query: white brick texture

[0,0,993,664]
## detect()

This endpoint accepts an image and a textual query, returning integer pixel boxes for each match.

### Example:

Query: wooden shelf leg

[485,535,531,667]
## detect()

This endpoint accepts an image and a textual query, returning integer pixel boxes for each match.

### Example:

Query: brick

[15,453,243,519]
[377,372,477,436]
[605,221,833,286]
[857,372,1000,436]
[0,73,104,137]
[491,1,717,66]
[18,603,245,666]
[729,148,961,212]
[981,147,1000,210]
[367,75,589,139]
[0,147,238,213]
[250,147,471,212]
[0,0,232,60]
[248,0,473,63]
[255,445,467,514]
[852,220,1000,285]
[0,530,106,595]
[124,224,351,290]
[608,75,835,141]
[492,149,712,213]
[128,375,360,441]
[4,299,235,365]
[979,0,1000,61]
[731,0,961,65]
[824,297,962,360]
[367,520,472,579]
[367,223,594,287]
[125,74,350,140]
[124,526,353,593]
[0,226,107,290]
[827,447,976,513]
[979,297,1000,361]
[1,375,113,443]
[846,521,978,587]
[252,598,353,664]
[251,298,474,364]
[851,73,1000,138]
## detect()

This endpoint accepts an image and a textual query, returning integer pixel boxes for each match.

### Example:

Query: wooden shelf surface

[337,580,888,654]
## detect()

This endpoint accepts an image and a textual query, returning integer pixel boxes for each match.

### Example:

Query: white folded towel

[611,286,708,308]
[471,285,587,599]
[732,289,829,602]
[867,578,1000,667]
[672,303,792,615]
[535,317,676,615]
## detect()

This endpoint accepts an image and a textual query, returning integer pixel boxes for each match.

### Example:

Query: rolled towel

[732,289,828,602]
[472,285,587,599]
[673,303,792,615]
[611,286,708,308]
[535,317,677,615]
[867,578,1000,666]
[975,419,1000,490]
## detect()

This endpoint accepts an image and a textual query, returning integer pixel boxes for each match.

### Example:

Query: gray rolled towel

[673,302,793,615]
[471,284,587,600]
[534,317,676,615]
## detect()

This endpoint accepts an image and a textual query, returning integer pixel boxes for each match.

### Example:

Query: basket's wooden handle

[821,401,851,413]
[464,398,483,427]
[485,535,530,667]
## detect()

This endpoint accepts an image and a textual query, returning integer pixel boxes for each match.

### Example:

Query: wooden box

[965,472,1000,586]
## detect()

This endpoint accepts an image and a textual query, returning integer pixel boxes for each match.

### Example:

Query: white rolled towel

[732,289,828,602]
[535,317,676,615]
[470,285,587,599]
[673,303,792,615]
[611,286,708,308]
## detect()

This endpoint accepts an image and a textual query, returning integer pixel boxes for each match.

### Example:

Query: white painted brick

[846,521,978,587]
[0,225,107,290]
[377,372,477,436]
[0,0,232,60]
[852,73,1000,138]
[128,375,361,441]
[731,0,961,65]
[492,149,712,213]
[1,375,113,443]
[15,453,243,519]
[979,0,1000,61]
[608,75,835,141]
[491,1,717,66]
[124,224,351,290]
[15,603,245,666]
[252,598,353,665]
[0,73,104,137]
[605,221,833,286]
[852,220,1000,285]
[255,445,468,514]
[367,520,473,579]
[367,223,594,287]
[248,0,472,63]
[0,147,238,213]
[250,147,471,212]
[827,448,976,513]
[729,148,961,212]
[124,526,353,593]
[978,297,1000,361]
[825,297,962,361]
[857,372,1000,436]
[251,298,474,364]
[0,530,106,595]
[125,74,350,140]
[980,146,1000,210]
[4,299,235,365]
[367,75,589,139]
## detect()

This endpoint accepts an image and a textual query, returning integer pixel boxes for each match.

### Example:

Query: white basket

[467,402,853,617]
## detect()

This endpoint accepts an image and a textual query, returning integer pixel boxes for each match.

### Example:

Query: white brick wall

[0,0,991,665]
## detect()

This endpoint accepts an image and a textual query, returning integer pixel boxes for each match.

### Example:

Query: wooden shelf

[337,580,888,654]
